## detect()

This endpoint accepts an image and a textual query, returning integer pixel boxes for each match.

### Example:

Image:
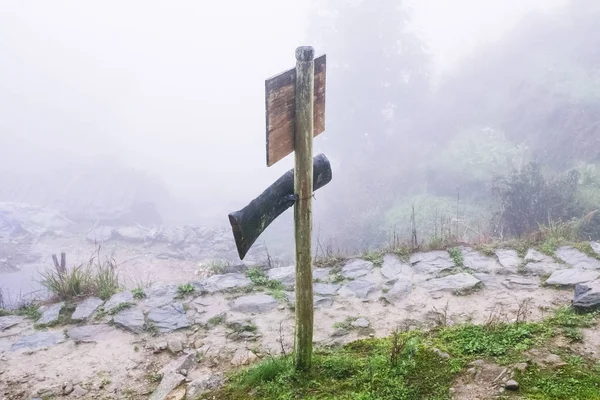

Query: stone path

[2,244,600,399]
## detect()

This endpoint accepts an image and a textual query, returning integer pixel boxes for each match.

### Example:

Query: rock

[191,296,228,325]
[267,265,295,288]
[313,283,340,296]
[67,324,114,343]
[410,251,455,275]
[505,380,519,391]
[61,382,74,395]
[147,303,191,333]
[141,285,179,311]
[37,302,64,325]
[495,249,522,273]
[555,246,600,270]
[502,276,540,290]
[165,387,186,400]
[574,280,600,309]
[185,374,224,399]
[462,248,503,274]
[513,363,528,372]
[423,273,481,292]
[380,255,409,282]
[351,317,369,328]
[70,385,88,398]
[591,242,600,256]
[160,353,196,375]
[11,331,65,351]
[381,280,412,303]
[331,328,349,337]
[229,294,278,314]
[113,308,145,333]
[342,280,378,298]
[314,267,332,281]
[523,260,564,276]
[167,339,184,353]
[432,348,450,359]
[85,226,114,243]
[148,372,186,400]
[543,353,565,367]
[231,348,258,366]
[341,259,375,279]
[286,293,333,308]
[0,315,24,331]
[71,297,104,321]
[195,273,251,293]
[104,291,134,312]
[545,269,600,286]
[525,249,552,263]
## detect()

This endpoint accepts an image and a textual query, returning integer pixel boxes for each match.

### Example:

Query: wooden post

[293,46,315,370]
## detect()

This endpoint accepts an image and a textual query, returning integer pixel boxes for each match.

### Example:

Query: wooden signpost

[229,46,327,371]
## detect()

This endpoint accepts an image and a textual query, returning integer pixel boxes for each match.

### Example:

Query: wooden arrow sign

[265,54,326,167]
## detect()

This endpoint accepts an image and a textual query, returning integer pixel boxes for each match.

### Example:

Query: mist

[1,0,597,260]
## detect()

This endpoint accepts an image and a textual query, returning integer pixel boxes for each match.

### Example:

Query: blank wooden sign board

[265,54,326,166]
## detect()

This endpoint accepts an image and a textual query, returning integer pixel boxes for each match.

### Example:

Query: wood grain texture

[265,54,326,166]
[293,50,314,371]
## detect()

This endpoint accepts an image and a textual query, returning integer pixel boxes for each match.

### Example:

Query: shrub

[493,163,581,237]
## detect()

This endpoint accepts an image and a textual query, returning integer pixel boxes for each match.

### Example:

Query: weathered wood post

[293,46,315,370]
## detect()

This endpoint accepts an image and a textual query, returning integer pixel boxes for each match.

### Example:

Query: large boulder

[573,280,600,309]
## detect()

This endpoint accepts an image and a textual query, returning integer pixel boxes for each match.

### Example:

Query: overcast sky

[0,0,569,216]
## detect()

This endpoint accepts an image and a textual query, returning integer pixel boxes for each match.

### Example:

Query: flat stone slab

[409,251,455,274]
[104,291,134,312]
[195,273,251,293]
[11,331,66,351]
[285,293,333,308]
[380,254,410,282]
[341,259,374,279]
[382,280,412,303]
[140,285,179,310]
[191,297,228,325]
[422,273,481,292]
[352,317,370,328]
[462,248,503,274]
[495,249,522,273]
[67,324,115,343]
[267,265,295,288]
[113,308,145,333]
[148,371,186,400]
[0,315,24,331]
[523,261,565,276]
[37,302,64,325]
[555,246,600,270]
[314,267,332,281]
[314,283,340,296]
[342,279,378,298]
[525,249,553,263]
[574,280,600,309]
[229,294,278,314]
[86,226,114,242]
[502,276,540,290]
[147,303,191,333]
[72,297,104,321]
[546,269,600,286]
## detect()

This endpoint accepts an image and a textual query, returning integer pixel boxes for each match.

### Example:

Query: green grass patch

[14,303,41,321]
[205,305,600,400]
[108,302,133,315]
[206,334,457,400]
[448,247,464,268]
[516,360,600,399]
[246,268,285,291]
[176,283,196,298]
[363,251,384,267]
[131,287,146,299]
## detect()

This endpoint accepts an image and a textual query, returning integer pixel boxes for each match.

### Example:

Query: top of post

[296,46,315,62]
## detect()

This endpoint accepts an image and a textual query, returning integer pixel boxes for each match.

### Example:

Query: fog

[2,0,598,259]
